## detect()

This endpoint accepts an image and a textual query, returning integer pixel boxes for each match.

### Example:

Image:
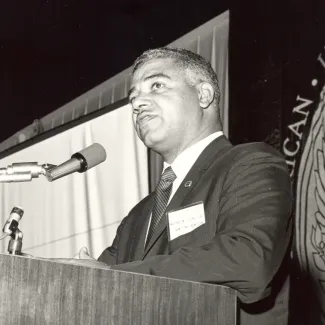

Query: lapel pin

[184,181,192,188]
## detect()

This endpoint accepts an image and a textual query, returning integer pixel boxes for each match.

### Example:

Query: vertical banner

[282,46,325,324]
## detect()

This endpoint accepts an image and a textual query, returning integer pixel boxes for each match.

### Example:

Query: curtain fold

[0,104,148,258]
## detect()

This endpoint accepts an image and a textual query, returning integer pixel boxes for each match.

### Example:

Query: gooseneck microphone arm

[0,143,107,183]
[0,162,54,183]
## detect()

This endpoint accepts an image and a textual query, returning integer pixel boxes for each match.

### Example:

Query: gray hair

[132,47,220,108]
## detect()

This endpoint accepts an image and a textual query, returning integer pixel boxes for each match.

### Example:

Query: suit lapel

[129,193,154,261]
[142,136,232,258]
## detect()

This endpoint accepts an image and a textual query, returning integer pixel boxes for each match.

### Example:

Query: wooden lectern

[0,254,237,325]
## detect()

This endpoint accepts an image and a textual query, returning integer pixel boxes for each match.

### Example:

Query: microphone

[2,206,24,235]
[45,143,107,182]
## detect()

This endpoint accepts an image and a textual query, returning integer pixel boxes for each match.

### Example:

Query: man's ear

[196,82,215,109]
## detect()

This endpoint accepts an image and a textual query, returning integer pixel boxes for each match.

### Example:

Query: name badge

[167,202,206,241]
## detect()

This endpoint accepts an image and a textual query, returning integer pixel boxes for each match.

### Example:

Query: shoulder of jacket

[230,142,284,160]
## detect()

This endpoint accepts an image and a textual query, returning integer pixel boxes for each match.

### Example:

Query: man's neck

[162,128,222,164]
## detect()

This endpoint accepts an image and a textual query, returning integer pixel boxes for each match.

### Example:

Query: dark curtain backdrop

[229,1,325,324]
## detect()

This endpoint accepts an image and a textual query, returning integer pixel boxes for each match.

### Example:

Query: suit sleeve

[97,216,128,266]
[110,147,293,304]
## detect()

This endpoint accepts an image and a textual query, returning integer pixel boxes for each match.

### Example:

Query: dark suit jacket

[98,136,293,324]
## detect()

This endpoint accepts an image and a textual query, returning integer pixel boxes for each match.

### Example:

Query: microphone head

[76,143,107,170]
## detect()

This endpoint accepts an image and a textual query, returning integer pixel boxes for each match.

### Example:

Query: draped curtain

[0,104,148,258]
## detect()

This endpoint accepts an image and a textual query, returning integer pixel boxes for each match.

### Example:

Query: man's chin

[141,133,164,151]
[142,137,157,149]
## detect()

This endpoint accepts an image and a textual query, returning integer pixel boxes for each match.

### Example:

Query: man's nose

[132,94,152,114]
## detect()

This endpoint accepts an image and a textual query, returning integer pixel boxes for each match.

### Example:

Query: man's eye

[129,96,135,104]
[152,82,164,90]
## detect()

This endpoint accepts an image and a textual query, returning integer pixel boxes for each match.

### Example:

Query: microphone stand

[0,162,69,255]
[8,227,23,255]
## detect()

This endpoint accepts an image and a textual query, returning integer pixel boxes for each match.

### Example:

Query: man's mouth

[137,115,156,126]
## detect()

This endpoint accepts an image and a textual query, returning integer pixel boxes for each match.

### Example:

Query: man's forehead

[131,58,179,84]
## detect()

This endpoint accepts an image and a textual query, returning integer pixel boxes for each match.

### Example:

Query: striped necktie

[146,166,177,248]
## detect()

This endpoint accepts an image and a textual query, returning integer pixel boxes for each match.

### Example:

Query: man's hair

[132,47,220,108]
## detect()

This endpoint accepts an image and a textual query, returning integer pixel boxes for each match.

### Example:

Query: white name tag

[167,202,206,241]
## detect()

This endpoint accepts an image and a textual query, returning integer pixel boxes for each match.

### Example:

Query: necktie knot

[158,166,177,187]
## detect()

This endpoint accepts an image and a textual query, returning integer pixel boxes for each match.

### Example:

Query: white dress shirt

[145,131,224,242]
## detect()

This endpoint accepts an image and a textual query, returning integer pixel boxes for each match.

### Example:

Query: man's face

[129,58,202,158]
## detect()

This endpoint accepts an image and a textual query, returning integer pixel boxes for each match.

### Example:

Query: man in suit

[80,47,293,324]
